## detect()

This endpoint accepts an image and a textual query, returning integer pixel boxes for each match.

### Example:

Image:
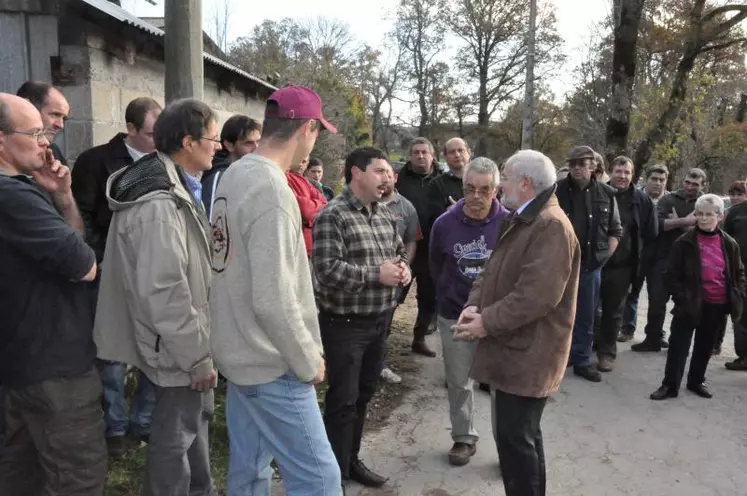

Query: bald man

[16,81,70,165]
[0,93,106,494]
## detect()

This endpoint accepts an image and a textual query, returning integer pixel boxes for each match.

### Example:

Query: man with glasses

[632,168,706,352]
[16,81,70,165]
[429,157,509,466]
[94,99,221,495]
[0,93,105,494]
[557,146,623,382]
[201,114,262,221]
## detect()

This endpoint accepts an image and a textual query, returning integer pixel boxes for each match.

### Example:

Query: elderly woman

[651,194,746,400]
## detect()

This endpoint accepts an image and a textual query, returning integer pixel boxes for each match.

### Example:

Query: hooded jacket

[94,152,214,387]
[287,171,328,256]
[395,160,443,237]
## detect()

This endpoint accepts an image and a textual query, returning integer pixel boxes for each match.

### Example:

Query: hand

[311,360,326,385]
[685,211,697,226]
[452,312,486,341]
[448,196,457,206]
[456,305,478,326]
[190,366,218,392]
[379,260,404,287]
[397,261,412,286]
[32,149,72,196]
[667,207,679,220]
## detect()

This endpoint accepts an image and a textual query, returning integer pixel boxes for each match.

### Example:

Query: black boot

[650,385,678,400]
[349,458,388,487]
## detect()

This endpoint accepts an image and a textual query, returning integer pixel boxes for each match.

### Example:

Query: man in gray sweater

[209,86,341,496]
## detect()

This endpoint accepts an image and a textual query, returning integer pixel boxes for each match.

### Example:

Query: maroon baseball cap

[265,85,337,134]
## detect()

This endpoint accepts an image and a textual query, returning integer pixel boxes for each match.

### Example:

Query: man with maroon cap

[556,145,622,382]
[210,86,342,495]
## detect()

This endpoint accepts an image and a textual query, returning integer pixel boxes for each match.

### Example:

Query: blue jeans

[621,291,638,336]
[226,374,341,496]
[570,268,602,367]
[97,360,155,438]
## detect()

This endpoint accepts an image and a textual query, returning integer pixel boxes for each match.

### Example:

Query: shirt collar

[341,187,378,213]
[516,198,533,215]
[180,169,203,204]
[124,141,147,163]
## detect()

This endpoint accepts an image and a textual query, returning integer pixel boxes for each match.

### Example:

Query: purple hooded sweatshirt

[429,198,510,320]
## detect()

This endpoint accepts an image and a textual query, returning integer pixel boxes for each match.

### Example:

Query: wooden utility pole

[164,0,203,102]
[521,0,537,150]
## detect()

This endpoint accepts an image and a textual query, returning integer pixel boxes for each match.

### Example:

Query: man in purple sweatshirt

[429,157,509,467]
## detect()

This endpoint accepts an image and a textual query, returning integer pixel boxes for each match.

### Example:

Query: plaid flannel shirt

[312,187,407,316]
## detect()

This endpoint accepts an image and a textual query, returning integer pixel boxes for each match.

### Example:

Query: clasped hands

[452,305,486,341]
[379,258,412,287]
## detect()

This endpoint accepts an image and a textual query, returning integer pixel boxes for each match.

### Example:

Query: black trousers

[735,312,747,359]
[597,265,634,359]
[663,302,728,391]
[493,389,548,496]
[320,311,387,478]
[409,250,437,342]
[644,258,670,340]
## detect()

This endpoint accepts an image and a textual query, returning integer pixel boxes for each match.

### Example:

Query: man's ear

[125,122,137,136]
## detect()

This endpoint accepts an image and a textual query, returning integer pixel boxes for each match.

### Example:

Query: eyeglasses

[8,129,46,142]
[464,185,494,197]
[200,136,221,144]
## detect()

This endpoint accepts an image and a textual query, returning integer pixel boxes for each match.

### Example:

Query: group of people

[1,77,745,496]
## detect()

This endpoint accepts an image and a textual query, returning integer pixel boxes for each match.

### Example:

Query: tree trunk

[632,42,700,170]
[476,68,490,156]
[604,0,645,168]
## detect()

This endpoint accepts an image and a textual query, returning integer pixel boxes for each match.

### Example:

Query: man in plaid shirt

[312,146,410,490]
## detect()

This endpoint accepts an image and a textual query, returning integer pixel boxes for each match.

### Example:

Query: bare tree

[521,0,537,149]
[396,0,447,138]
[633,1,747,169]
[450,0,563,155]
[604,0,645,167]
[210,0,231,53]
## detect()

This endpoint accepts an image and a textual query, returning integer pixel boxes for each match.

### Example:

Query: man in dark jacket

[722,187,747,370]
[557,145,623,382]
[426,137,471,224]
[71,96,162,458]
[632,168,706,352]
[595,156,658,372]
[201,114,262,221]
[396,137,443,356]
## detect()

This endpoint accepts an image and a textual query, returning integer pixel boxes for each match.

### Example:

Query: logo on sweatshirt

[454,235,491,280]
[211,197,230,273]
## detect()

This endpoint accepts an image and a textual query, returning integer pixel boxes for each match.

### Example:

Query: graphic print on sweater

[454,234,492,280]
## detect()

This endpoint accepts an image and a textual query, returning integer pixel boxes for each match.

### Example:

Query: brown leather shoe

[448,442,477,466]
[597,356,615,372]
[412,340,436,357]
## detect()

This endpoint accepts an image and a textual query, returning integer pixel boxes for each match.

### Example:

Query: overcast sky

[123,0,610,105]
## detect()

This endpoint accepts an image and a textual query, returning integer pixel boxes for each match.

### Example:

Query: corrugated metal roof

[77,0,277,92]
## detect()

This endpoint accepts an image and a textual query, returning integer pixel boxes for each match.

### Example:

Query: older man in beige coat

[95,99,221,496]
[453,150,580,496]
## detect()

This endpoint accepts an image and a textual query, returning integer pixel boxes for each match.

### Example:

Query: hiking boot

[412,340,436,357]
[573,365,602,382]
[597,356,615,372]
[380,367,402,384]
[617,332,633,343]
[349,458,388,488]
[631,338,661,352]
[448,442,477,466]
[726,357,747,371]
[687,382,713,399]
[650,385,678,400]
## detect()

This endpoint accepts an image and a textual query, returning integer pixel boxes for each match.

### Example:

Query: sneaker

[617,333,634,343]
[448,442,477,466]
[687,382,713,399]
[726,357,747,371]
[573,365,602,382]
[380,367,402,384]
